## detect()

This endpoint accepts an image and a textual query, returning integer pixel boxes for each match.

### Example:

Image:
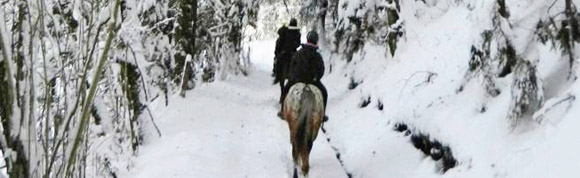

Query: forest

[1,0,579,177]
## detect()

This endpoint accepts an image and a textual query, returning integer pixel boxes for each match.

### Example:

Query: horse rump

[282,83,325,177]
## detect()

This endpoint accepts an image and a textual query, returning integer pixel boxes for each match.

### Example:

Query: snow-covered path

[120,36,580,177]
[122,37,580,178]
[118,0,580,176]
[122,38,450,178]
[124,41,350,178]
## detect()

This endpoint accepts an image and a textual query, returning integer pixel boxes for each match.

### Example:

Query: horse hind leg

[292,146,302,178]
[300,123,320,177]
[292,145,299,165]
[299,150,310,176]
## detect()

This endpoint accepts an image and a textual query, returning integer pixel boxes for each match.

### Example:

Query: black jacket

[288,44,324,83]
[275,26,301,57]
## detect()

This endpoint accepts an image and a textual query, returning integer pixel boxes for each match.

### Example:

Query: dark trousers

[273,52,293,81]
[281,80,328,109]
[274,57,288,103]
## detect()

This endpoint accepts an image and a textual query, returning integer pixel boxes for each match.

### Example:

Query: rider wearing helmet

[274,18,301,83]
[282,31,328,109]
[274,18,301,103]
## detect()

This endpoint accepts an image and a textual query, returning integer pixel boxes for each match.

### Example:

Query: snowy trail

[125,41,349,178]
[121,1,580,177]
[121,39,474,178]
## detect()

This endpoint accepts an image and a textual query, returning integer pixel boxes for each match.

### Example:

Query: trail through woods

[125,40,354,178]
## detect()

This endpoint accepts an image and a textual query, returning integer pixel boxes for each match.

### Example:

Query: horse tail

[295,86,315,151]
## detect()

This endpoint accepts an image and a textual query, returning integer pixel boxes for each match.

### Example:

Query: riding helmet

[289,18,297,27]
[307,31,319,45]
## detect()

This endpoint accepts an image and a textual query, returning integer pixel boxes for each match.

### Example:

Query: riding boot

[314,82,329,122]
[314,82,328,109]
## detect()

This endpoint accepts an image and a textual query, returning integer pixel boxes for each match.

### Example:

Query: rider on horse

[273,19,301,82]
[283,31,328,110]
[281,31,327,176]
[274,18,301,103]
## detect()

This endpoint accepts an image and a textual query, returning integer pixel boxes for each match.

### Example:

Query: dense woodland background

[0,0,579,177]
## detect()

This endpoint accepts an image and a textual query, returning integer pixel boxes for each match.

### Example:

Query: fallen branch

[413,72,438,88]
[145,106,162,137]
[397,71,437,103]
[128,44,150,102]
[533,94,575,123]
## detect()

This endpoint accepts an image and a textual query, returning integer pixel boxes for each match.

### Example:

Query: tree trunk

[178,0,197,97]
[318,0,328,49]
[565,0,575,77]
[1,1,31,177]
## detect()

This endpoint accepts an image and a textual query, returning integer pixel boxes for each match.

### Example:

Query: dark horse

[274,56,291,103]
[282,83,325,177]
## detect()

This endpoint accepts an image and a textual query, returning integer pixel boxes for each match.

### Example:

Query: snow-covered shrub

[462,1,547,128]
[195,0,258,81]
[463,31,500,97]
[507,60,544,127]
[332,0,404,61]
[497,42,517,78]
[535,0,580,78]
[300,0,320,26]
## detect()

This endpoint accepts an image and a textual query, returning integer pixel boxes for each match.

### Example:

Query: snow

[124,68,348,178]
[124,1,580,178]
[247,40,276,72]
[0,151,6,178]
